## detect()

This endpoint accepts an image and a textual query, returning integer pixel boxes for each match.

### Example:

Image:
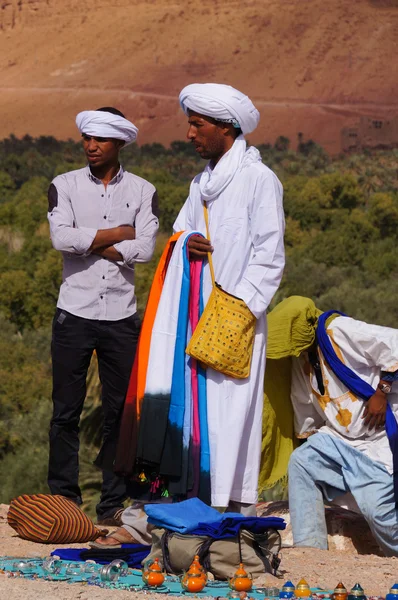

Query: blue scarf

[145,497,285,536]
[316,310,398,507]
[51,544,150,567]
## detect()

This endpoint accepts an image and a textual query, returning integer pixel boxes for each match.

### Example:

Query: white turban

[179,83,260,136]
[75,110,138,145]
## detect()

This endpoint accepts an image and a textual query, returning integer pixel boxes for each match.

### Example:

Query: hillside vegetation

[0,134,397,514]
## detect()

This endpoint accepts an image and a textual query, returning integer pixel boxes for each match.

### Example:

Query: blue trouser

[288,432,398,556]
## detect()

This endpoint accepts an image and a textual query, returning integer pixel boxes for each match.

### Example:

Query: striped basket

[7,494,106,543]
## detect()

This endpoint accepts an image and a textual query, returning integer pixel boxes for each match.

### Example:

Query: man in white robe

[93,84,285,547]
[174,83,285,512]
[266,296,398,556]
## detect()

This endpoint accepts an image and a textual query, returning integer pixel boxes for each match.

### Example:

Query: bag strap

[161,530,213,575]
[249,529,282,576]
[161,530,177,574]
[203,201,216,289]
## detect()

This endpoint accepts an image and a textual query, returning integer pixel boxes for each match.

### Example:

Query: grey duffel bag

[145,526,282,580]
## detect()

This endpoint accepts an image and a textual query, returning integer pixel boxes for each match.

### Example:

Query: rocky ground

[0,504,397,598]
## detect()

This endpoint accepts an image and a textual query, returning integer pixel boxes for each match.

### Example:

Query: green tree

[0,270,33,331]
[367,192,398,238]
[29,250,62,328]
[0,171,16,203]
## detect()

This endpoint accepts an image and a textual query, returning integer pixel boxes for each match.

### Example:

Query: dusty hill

[0,0,397,152]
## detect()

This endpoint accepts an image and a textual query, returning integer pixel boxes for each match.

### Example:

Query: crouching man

[267,296,398,556]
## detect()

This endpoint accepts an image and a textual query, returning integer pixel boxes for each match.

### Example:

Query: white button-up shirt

[48,165,159,321]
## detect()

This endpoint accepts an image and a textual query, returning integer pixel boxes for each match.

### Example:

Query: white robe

[291,316,398,473]
[174,158,285,507]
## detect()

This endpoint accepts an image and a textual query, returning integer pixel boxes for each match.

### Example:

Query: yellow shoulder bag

[185,202,256,379]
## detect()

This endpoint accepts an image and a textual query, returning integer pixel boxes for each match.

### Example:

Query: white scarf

[199,135,262,201]
[145,233,188,396]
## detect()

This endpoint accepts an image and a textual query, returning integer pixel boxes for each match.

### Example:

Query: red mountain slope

[0,0,397,151]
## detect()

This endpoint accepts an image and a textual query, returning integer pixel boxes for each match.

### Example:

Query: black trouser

[48,309,140,519]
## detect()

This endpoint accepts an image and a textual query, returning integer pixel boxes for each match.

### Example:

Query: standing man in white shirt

[47,107,159,525]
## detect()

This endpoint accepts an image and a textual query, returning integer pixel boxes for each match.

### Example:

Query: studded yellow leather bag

[186,203,256,379]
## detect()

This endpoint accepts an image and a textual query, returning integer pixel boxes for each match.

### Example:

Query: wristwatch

[378,382,392,394]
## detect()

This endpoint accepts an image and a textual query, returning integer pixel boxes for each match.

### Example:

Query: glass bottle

[386,583,398,600]
[279,581,296,599]
[332,582,348,600]
[347,583,366,600]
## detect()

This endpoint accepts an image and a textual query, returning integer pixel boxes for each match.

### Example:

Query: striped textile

[7,494,105,543]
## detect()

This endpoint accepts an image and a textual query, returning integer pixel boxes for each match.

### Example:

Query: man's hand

[362,389,387,430]
[188,234,213,260]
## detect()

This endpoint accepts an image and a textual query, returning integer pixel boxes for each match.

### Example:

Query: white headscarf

[179,83,260,136]
[75,110,138,145]
[180,84,261,200]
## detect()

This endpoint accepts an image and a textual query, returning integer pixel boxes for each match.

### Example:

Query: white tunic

[291,316,398,473]
[174,157,285,506]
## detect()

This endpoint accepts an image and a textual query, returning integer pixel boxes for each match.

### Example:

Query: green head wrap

[266,296,323,360]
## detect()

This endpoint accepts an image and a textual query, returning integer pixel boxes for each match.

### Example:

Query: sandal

[89,527,137,549]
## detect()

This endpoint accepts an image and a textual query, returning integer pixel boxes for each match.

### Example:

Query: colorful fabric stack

[115,232,211,503]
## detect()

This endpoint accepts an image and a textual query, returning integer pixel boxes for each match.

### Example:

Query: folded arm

[48,180,97,255]
[113,188,159,267]
[48,177,158,266]
[90,226,136,261]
